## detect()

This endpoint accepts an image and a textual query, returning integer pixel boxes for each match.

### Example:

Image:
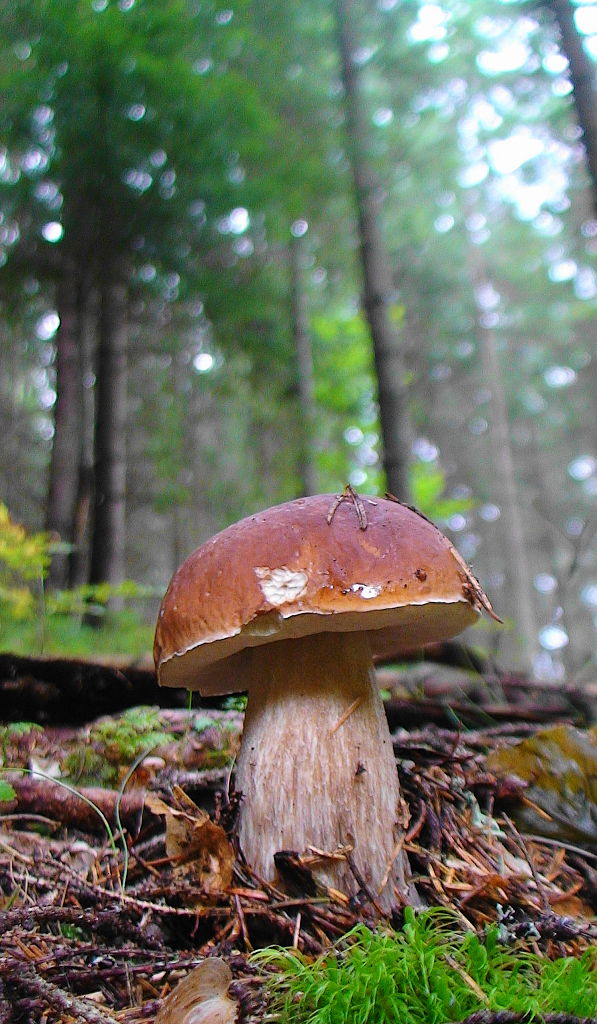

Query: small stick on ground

[503,814,552,914]
[5,960,118,1024]
[345,850,386,916]
[234,893,253,951]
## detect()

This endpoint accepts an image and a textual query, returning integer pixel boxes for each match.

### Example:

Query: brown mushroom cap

[154,492,495,695]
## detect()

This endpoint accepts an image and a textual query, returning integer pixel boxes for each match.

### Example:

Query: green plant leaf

[0,780,17,802]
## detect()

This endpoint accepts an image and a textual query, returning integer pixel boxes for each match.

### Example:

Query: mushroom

[154,490,497,911]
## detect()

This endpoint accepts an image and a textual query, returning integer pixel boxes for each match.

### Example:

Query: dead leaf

[548,893,593,918]
[156,958,237,1024]
[146,787,234,904]
[488,724,597,846]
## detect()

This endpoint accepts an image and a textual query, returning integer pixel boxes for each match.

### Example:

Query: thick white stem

[234,631,415,911]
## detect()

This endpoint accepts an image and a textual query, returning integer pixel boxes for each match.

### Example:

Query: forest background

[0,0,595,682]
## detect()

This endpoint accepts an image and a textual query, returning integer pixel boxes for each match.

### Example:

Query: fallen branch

[0,651,184,724]
[10,776,146,833]
[3,959,118,1024]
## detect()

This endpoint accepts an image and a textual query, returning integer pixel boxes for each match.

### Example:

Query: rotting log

[0,652,185,724]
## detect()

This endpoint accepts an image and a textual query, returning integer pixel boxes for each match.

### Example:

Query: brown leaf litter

[1,686,596,1023]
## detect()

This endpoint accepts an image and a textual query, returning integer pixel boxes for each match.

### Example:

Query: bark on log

[0,652,187,724]
[10,776,146,833]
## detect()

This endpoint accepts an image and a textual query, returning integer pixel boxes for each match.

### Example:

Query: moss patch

[257,908,597,1024]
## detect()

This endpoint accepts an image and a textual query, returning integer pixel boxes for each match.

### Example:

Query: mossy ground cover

[257,909,597,1024]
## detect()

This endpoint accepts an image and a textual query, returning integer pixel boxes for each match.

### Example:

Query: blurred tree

[289,229,318,496]
[334,0,412,500]
[45,261,86,588]
[0,0,596,674]
[0,0,267,588]
[546,0,597,212]
[466,222,538,671]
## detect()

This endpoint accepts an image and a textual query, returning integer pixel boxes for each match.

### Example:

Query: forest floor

[0,653,596,1023]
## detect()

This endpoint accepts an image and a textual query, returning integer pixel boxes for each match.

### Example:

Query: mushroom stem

[234,631,416,911]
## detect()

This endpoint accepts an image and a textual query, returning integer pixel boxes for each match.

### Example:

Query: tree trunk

[68,281,97,588]
[45,259,84,590]
[289,232,318,496]
[334,0,411,500]
[88,269,128,591]
[466,235,538,674]
[547,0,597,214]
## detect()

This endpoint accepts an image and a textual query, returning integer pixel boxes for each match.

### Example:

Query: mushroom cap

[154,492,495,695]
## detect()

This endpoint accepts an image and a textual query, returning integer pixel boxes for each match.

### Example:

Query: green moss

[256,909,597,1024]
[91,706,173,762]
[63,706,174,786]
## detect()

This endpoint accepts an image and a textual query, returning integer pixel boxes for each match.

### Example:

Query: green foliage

[409,462,476,525]
[1,0,596,673]
[48,580,156,618]
[0,0,266,250]
[311,310,381,490]
[313,312,375,418]
[0,780,17,803]
[223,694,248,712]
[1,607,155,660]
[0,503,50,619]
[0,721,42,742]
[0,503,154,657]
[256,909,597,1024]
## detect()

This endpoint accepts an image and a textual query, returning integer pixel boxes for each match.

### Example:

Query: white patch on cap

[255,566,308,606]
[349,583,382,599]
